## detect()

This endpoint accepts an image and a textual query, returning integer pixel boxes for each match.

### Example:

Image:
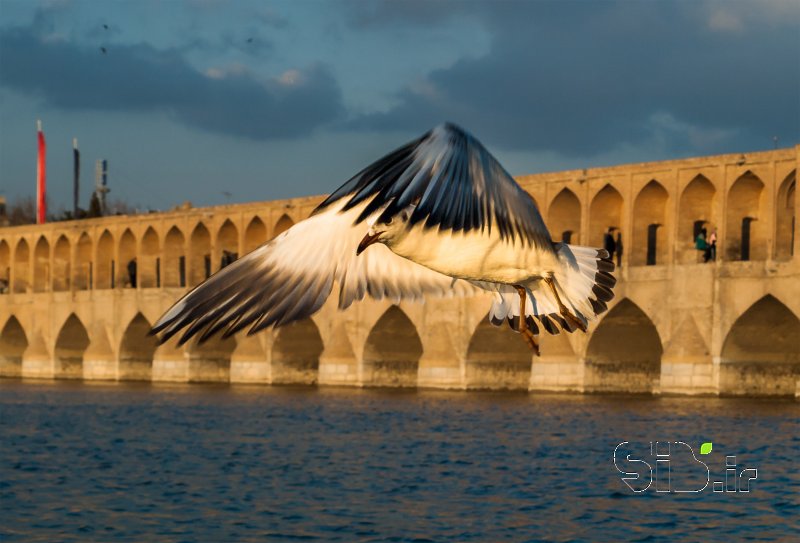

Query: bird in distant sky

[103,24,109,30]
[100,46,107,54]
[152,123,616,354]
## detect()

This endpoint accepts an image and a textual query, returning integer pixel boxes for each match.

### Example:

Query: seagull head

[356,206,414,255]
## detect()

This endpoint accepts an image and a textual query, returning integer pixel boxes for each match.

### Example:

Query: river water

[1,381,797,542]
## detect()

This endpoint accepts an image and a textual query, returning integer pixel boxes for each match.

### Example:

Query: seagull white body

[385,224,560,284]
[152,123,616,350]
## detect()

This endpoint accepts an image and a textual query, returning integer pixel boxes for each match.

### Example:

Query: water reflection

[1,381,797,542]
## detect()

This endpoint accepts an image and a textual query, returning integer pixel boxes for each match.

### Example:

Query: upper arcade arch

[140,227,160,288]
[548,188,581,244]
[273,214,294,238]
[678,175,717,264]
[13,238,30,293]
[726,171,766,261]
[94,230,112,289]
[189,223,211,286]
[0,240,9,293]
[117,229,137,288]
[52,235,70,291]
[163,226,186,288]
[33,235,50,292]
[217,219,239,270]
[775,170,796,261]
[632,180,669,266]
[244,216,267,253]
[589,184,623,250]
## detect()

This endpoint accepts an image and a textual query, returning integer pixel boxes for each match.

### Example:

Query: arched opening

[465,316,532,390]
[362,306,422,387]
[190,223,211,286]
[0,316,27,377]
[140,227,160,288]
[589,184,623,253]
[187,335,235,382]
[53,235,70,291]
[13,238,30,293]
[33,236,50,292]
[244,216,267,253]
[632,180,668,266]
[720,296,800,396]
[119,313,157,380]
[217,219,239,271]
[548,188,581,244]
[584,299,662,393]
[775,171,796,261]
[271,318,324,384]
[117,229,137,288]
[273,214,294,238]
[0,240,9,293]
[95,230,112,289]
[726,172,765,261]
[678,175,717,264]
[54,314,90,379]
[163,226,186,288]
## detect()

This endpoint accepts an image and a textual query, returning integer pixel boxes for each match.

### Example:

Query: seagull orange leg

[514,285,540,356]
[543,277,587,332]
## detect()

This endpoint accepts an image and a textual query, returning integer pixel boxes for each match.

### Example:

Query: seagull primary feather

[151,123,616,354]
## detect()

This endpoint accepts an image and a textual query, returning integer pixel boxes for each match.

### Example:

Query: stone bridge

[1,147,798,396]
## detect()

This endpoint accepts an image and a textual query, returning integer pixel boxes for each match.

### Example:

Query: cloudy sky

[1,0,798,212]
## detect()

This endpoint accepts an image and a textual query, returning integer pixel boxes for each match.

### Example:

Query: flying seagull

[151,123,615,354]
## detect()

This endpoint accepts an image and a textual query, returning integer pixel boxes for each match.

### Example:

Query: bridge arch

[140,227,160,288]
[271,318,324,384]
[678,175,717,264]
[548,188,581,243]
[632,180,669,266]
[465,315,532,390]
[775,170,796,261]
[584,298,662,393]
[33,235,50,292]
[273,214,294,238]
[119,313,158,381]
[0,240,9,292]
[589,184,623,249]
[95,230,112,289]
[189,223,211,286]
[244,216,267,253]
[726,171,766,261]
[163,226,186,287]
[54,313,90,379]
[186,334,235,382]
[53,235,70,291]
[0,316,27,377]
[362,306,422,387]
[217,219,239,270]
[719,295,800,396]
[118,229,137,288]
[13,238,30,293]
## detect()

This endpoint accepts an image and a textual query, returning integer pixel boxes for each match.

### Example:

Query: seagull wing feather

[314,122,553,251]
[151,201,479,344]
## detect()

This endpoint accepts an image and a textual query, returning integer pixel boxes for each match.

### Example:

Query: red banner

[37,121,46,224]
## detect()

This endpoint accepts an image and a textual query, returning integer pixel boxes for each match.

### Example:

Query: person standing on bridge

[604,227,617,263]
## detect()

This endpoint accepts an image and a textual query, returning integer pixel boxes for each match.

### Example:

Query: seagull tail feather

[553,242,616,325]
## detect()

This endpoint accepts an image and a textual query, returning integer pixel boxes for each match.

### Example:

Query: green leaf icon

[700,442,713,455]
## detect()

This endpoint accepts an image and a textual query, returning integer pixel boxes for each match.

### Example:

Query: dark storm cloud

[349,1,799,156]
[0,24,344,140]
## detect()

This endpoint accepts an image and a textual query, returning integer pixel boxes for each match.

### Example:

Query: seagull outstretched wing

[315,122,553,251]
[151,200,479,344]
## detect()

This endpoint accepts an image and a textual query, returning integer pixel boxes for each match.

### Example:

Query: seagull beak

[357,231,383,255]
